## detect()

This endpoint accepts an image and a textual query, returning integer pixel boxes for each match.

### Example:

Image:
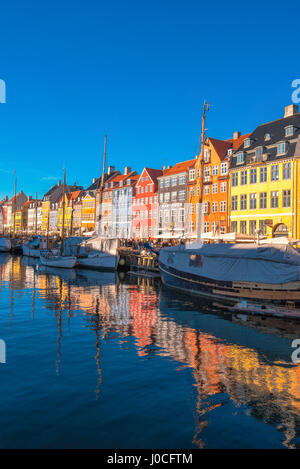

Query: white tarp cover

[82,237,120,255]
[159,243,300,284]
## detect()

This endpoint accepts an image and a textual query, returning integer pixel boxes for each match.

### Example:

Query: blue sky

[0,0,299,199]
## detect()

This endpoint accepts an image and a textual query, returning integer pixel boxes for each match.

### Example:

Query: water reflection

[1,254,300,448]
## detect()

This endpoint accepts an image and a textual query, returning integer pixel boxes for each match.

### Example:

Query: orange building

[188,132,249,236]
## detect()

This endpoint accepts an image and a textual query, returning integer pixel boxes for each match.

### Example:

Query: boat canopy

[159,243,300,284]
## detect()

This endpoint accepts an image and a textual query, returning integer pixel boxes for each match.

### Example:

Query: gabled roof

[158,159,196,177]
[136,167,163,186]
[208,138,232,160]
[227,133,251,150]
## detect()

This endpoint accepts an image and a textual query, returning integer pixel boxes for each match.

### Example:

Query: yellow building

[57,191,81,235]
[81,192,96,233]
[229,104,300,238]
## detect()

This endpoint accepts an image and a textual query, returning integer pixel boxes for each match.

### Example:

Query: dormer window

[227,149,233,156]
[285,125,294,137]
[127,179,131,185]
[110,182,114,187]
[236,152,244,164]
[119,181,123,187]
[105,183,108,189]
[277,142,287,155]
[244,138,251,148]
[264,133,271,141]
[255,147,262,162]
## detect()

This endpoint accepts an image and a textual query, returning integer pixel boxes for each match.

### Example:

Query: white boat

[159,243,300,308]
[40,251,77,269]
[22,244,40,258]
[77,251,118,270]
[0,238,11,252]
[77,236,119,271]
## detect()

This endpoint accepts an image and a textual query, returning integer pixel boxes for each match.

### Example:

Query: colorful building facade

[229,104,300,238]
[132,167,162,239]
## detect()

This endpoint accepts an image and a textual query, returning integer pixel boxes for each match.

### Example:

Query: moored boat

[0,238,11,252]
[77,236,119,271]
[40,251,77,269]
[158,243,300,308]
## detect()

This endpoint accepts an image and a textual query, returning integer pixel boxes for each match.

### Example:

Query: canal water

[0,253,300,449]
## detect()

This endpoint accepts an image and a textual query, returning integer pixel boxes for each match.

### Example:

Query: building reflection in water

[1,254,300,448]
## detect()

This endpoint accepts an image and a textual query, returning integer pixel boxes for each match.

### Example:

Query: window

[244,138,251,148]
[283,189,291,208]
[259,192,267,209]
[249,220,256,235]
[264,133,271,141]
[171,191,177,201]
[197,186,200,196]
[250,168,257,184]
[212,202,218,212]
[220,181,226,193]
[277,143,286,155]
[241,170,247,185]
[255,147,262,162]
[236,152,244,164]
[285,126,294,137]
[212,165,218,175]
[164,192,170,202]
[204,222,210,233]
[260,167,267,183]
[172,176,177,186]
[197,169,200,178]
[204,185,210,195]
[212,221,218,232]
[159,193,163,203]
[141,187,144,193]
[159,180,163,188]
[190,187,195,196]
[221,162,228,175]
[178,190,186,200]
[231,195,238,211]
[271,165,279,181]
[259,220,267,236]
[283,162,291,179]
[240,221,247,234]
[240,194,247,210]
[271,191,279,208]
[204,167,210,182]
[250,193,257,209]
[220,201,226,212]
[189,221,195,233]
[165,178,170,187]
[231,221,237,232]
[179,175,186,185]
[204,149,211,162]
[189,169,195,181]
[232,172,238,186]
[212,183,218,194]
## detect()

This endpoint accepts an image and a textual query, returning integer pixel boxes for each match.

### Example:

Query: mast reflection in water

[0,253,300,449]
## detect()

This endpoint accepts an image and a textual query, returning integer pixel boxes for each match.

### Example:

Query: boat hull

[159,260,300,306]
[0,238,11,252]
[77,254,118,271]
[40,255,77,269]
[22,245,40,258]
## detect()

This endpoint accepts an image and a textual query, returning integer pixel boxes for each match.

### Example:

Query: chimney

[124,166,131,175]
[162,165,166,170]
[284,104,298,118]
[108,165,115,175]
[167,165,172,169]
[92,178,96,183]
[27,195,32,201]
[58,179,61,186]
[233,131,241,140]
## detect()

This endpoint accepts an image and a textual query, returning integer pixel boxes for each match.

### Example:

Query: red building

[132,167,162,239]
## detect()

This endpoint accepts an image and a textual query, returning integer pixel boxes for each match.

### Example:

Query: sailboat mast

[196,101,210,242]
[12,171,17,238]
[60,168,66,256]
[98,135,107,236]
[35,192,38,235]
